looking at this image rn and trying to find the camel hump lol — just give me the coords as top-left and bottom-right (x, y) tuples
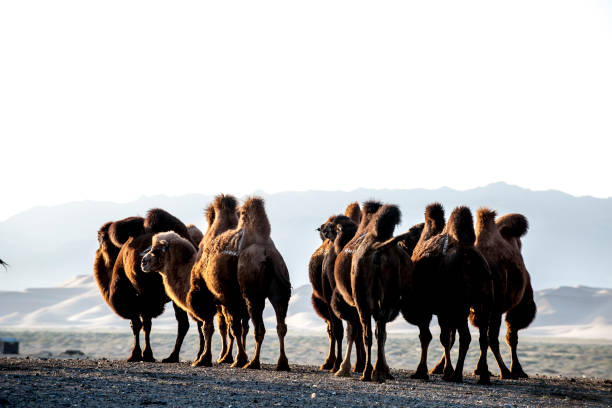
(399, 222), (425, 254)
(204, 203), (215, 227)
(373, 204), (401, 241)
(445, 206), (475, 246)
(362, 200), (383, 217)
(496, 213), (529, 239)
(144, 208), (191, 243)
(213, 194), (238, 212)
(109, 216), (145, 247)
(186, 224), (204, 247)
(425, 202), (445, 228)
(344, 202), (361, 225)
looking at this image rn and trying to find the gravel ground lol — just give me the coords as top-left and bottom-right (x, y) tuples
(1, 357), (610, 407)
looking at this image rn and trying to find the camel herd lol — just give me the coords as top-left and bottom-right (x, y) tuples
(93, 196), (536, 385)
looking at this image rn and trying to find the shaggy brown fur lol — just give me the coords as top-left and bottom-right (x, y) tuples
(404, 205), (493, 384)
(352, 204), (412, 382)
(185, 194), (246, 367)
(332, 200), (383, 378)
(473, 208), (536, 379)
(235, 197), (291, 370)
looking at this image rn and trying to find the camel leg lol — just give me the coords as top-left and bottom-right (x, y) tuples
(330, 312), (344, 373)
(193, 316), (214, 367)
(431, 328), (455, 375)
(353, 323), (366, 373)
(141, 317), (155, 362)
(241, 316), (249, 350)
(335, 322), (355, 377)
(359, 313), (374, 382)
(192, 320), (204, 364)
(484, 313), (511, 379)
(228, 311), (249, 368)
(475, 323), (492, 385)
(506, 327), (528, 378)
(244, 298), (265, 370)
(163, 303), (189, 363)
(127, 318), (143, 362)
(372, 320), (393, 382)
(439, 324), (454, 381)
(216, 311), (234, 364)
(411, 323), (432, 379)
(269, 294), (290, 371)
(449, 321), (471, 383)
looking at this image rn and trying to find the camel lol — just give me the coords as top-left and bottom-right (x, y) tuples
(186, 194), (251, 367)
(351, 204), (410, 382)
(309, 202), (360, 371)
(93, 209), (194, 363)
(332, 200), (383, 378)
(405, 205), (494, 384)
(236, 197), (292, 370)
(187, 224), (204, 248)
(472, 209), (536, 379)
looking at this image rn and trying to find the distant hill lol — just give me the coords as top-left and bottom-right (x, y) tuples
(1, 182), (611, 291)
(1, 275), (610, 340)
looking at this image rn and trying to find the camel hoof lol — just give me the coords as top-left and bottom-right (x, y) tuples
(429, 364), (444, 375)
(330, 360), (341, 373)
(512, 370), (529, 379)
(353, 363), (365, 373)
(275, 356), (290, 372)
(334, 366), (351, 378)
(126, 352), (142, 362)
(244, 360), (261, 370)
(442, 370), (455, 382)
(473, 368), (494, 377)
(192, 356), (212, 367)
(478, 375), (492, 385)
(372, 371), (387, 383)
(320, 359), (335, 371)
(141, 354), (156, 363)
(162, 354), (179, 363)
(231, 356), (249, 368)
(499, 369), (513, 380)
(448, 372), (463, 383)
(217, 354), (234, 365)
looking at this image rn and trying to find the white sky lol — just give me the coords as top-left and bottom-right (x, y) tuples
(1, 0), (611, 221)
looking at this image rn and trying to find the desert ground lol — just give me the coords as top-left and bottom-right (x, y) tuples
(1, 356), (610, 407)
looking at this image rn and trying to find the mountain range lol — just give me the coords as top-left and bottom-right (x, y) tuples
(1, 182), (611, 291)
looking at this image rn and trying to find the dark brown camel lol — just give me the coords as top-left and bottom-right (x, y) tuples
(93, 209), (194, 363)
(351, 204), (410, 382)
(309, 202), (360, 371)
(187, 224), (204, 248)
(235, 197), (292, 370)
(472, 209), (536, 379)
(405, 205), (494, 384)
(332, 200), (383, 377)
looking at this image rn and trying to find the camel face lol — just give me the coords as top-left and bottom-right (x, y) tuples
(140, 241), (168, 274)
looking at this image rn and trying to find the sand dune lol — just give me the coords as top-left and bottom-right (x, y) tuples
(1, 275), (611, 340)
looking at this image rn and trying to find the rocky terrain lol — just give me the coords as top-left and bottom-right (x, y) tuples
(1, 357), (610, 407)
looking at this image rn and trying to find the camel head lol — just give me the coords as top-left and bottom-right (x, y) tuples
(141, 231), (196, 276)
(238, 196), (271, 237)
(317, 215), (339, 241)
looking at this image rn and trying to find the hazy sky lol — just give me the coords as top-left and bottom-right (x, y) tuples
(1, 0), (610, 221)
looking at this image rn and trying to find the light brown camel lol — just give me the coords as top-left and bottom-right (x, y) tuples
(406, 206), (494, 384)
(236, 197), (291, 370)
(309, 202), (361, 371)
(473, 209), (536, 379)
(141, 230), (217, 366)
(351, 204), (409, 382)
(332, 200), (383, 377)
(187, 194), (251, 367)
